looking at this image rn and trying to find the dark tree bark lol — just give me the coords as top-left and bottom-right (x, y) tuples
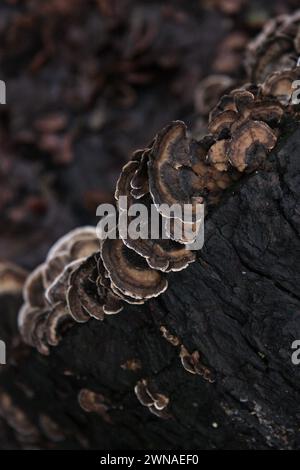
(1, 121), (300, 450)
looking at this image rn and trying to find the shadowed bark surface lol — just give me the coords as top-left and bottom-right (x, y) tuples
(0, 121), (300, 450)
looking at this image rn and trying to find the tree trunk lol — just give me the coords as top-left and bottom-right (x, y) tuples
(1, 121), (300, 450)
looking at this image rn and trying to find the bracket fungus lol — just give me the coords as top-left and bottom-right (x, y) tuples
(0, 262), (28, 295)
(17, 9), (300, 356)
(160, 326), (181, 347)
(67, 254), (123, 319)
(101, 238), (168, 300)
(261, 69), (300, 106)
(246, 11), (300, 83)
(78, 389), (112, 424)
(195, 74), (236, 117)
(116, 162), (197, 271)
(17, 108), (293, 354)
(180, 346), (215, 384)
(121, 358), (142, 371)
(18, 227), (102, 354)
(147, 121), (204, 220)
(205, 84), (292, 176)
(228, 120), (277, 172)
(134, 379), (170, 419)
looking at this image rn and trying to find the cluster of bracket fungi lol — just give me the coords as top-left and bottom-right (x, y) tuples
(19, 11), (300, 354)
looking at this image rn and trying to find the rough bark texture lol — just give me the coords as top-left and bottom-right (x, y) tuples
(1, 120), (300, 450)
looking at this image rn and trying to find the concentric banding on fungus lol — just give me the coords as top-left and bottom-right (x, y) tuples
(67, 254), (123, 320)
(116, 163), (197, 272)
(242, 99), (284, 126)
(109, 281), (145, 305)
(46, 226), (97, 261)
(134, 379), (170, 419)
(232, 90), (255, 113)
(101, 238), (168, 300)
(66, 285), (91, 323)
(208, 109), (238, 135)
(115, 160), (139, 201)
(147, 121), (203, 222)
(42, 253), (69, 289)
(164, 216), (202, 246)
(228, 120), (277, 172)
(209, 87), (284, 134)
(130, 149), (150, 199)
(247, 36), (293, 83)
(261, 69), (300, 105)
(209, 94), (237, 121)
(69, 238), (100, 260)
(45, 302), (72, 346)
(115, 150), (150, 202)
(195, 74), (236, 116)
(45, 258), (84, 306)
(144, 238), (196, 272)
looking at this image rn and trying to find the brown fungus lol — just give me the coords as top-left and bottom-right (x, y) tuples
(19, 9), (300, 356)
(164, 216), (203, 246)
(243, 100), (284, 127)
(115, 160), (140, 202)
(18, 99), (285, 355)
(246, 12), (300, 83)
(228, 120), (277, 172)
(46, 226), (97, 261)
(109, 281), (145, 306)
(44, 302), (73, 347)
(101, 238), (168, 301)
(195, 74), (236, 117)
(18, 263), (51, 355)
(78, 389), (112, 424)
(209, 85), (284, 134)
(120, 205), (197, 271)
(18, 304), (50, 355)
(208, 109), (238, 136)
(23, 264), (46, 309)
(262, 69), (300, 106)
(121, 358), (142, 371)
(207, 139), (229, 172)
(180, 346), (215, 383)
(209, 93), (237, 121)
(160, 326), (181, 347)
(147, 121), (203, 221)
(67, 254), (123, 321)
(0, 262), (28, 295)
(116, 163), (196, 271)
(115, 148), (151, 201)
(18, 227), (102, 354)
(130, 149), (150, 199)
(189, 153), (235, 206)
(134, 379), (170, 419)
(45, 259), (83, 306)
